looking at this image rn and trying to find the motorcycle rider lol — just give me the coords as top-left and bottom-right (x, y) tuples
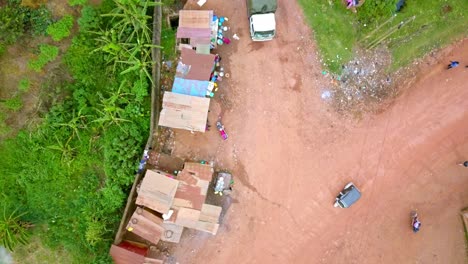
(412, 216), (421, 233)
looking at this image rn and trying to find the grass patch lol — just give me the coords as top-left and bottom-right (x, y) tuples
(28, 44), (59, 72)
(47, 15), (74, 41)
(3, 95), (23, 111)
(12, 230), (73, 264)
(298, 0), (468, 72)
(0, 111), (11, 136)
(18, 78), (31, 92)
(385, 0), (468, 70)
(161, 20), (176, 60)
(297, 0), (356, 73)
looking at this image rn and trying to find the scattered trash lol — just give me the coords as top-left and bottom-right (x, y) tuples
(233, 34), (240, 40)
(197, 0), (207, 7)
(321, 90), (332, 99)
(328, 47), (395, 113)
(162, 210), (174, 220)
(163, 61), (173, 68)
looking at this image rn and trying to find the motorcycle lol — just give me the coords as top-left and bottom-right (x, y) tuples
(411, 211), (421, 233)
(216, 121), (228, 140)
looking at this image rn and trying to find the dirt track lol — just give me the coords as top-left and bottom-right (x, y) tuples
(169, 1), (468, 263)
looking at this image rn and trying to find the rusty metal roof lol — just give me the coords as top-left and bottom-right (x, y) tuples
(136, 170), (179, 214)
(158, 92), (211, 132)
(172, 162), (213, 210)
(177, 48), (215, 81)
(126, 207), (164, 245)
(176, 10), (212, 39)
(110, 244), (145, 264)
(110, 242), (163, 264)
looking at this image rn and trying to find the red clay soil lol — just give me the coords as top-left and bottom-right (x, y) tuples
(168, 1), (468, 263)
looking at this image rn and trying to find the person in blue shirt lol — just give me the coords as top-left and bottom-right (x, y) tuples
(447, 61), (459, 69)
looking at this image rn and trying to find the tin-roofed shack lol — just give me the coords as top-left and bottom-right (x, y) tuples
(158, 92), (210, 132)
(176, 10), (215, 52)
(177, 48), (216, 81)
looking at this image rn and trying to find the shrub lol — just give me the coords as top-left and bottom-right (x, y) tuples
(28, 44), (59, 72)
(18, 78), (31, 92)
(25, 5), (53, 36)
(78, 5), (101, 32)
(47, 15), (74, 41)
(0, 5), (25, 45)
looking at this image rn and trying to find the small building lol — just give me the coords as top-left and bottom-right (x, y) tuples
(167, 162), (221, 235)
(176, 10), (216, 53)
(176, 48), (215, 81)
(158, 92), (210, 132)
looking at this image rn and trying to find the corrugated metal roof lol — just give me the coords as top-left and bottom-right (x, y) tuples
(176, 27), (211, 39)
(110, 242), (163, 264)
(172, 162), (213, 210)
(172, 77), (209, 98)
(136, 170), (179, 214)
(178, 10), (212, 29)
(126, 207), (164, 245)
(182, 162), (214, 181)
(158, 92), (210, 132)
(177, 48), (215, 81)
(161, 222), (184, 243)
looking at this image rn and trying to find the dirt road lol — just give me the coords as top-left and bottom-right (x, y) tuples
(169, 1), (468, 263)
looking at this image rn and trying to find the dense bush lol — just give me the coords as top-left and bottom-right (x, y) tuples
(1, 1), (152, 262)
(47, 15), (74, 41)
(0, 2), (53, 45)
(0, 5), (26, 45)
(28, 44), (59, 72)
(357, 0), (399, 27)
(25, 5), (53, 36)
(78, 5), (101, 32)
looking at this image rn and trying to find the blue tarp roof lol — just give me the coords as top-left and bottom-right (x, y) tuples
(172, 77), (209, 98)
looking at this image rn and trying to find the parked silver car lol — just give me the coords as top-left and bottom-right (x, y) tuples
(334, 182), (361, 208)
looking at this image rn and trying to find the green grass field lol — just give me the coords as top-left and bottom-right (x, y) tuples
(297, 0), (356, 73)
(298, 0), (468, 73)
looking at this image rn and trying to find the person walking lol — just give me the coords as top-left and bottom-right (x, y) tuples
(458, 161), (468, 167)
(447, 61), (459, 69)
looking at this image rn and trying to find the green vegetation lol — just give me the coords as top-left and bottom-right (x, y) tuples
(69, 0), (88, 6)
(27, 5), (53, 36)
(0, 1), (52, 47)
(297, 0), (356, 72)
(298, 0), (468, 72)
(12, 233), (72, 264)
(0, 0), (156, 262)
(18, 78), (31, 92)
(47, 15), (74, 41)
(28, 44), (59, 72)
(0, 207), (32, 251)
(3, 96), (23, 112)
(161, 18), (176, 60)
